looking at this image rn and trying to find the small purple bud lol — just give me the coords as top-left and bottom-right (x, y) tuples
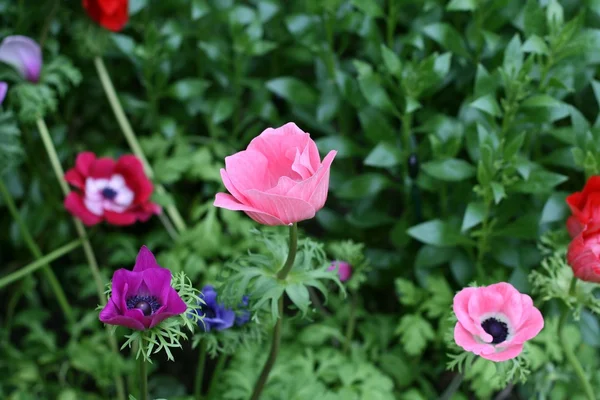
(0, 82), (7, 105)
(328, 261), (352, 282)
(0, 36), (42, 83)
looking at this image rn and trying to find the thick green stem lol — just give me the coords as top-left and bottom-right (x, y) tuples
(276, 223), (298, 280)
(206, 355), (227, 399)
(343, 291), (357, 354)
(139, 353), (149, 400)
(251, 223), (299, 400)
(36, 118), (126, 400)
(0, 179), (74, 323)
(0, 238), (82, 289)
(93, 56), (187, 235)
(559, 278), (595, 400)
(194, 341), (207, 399)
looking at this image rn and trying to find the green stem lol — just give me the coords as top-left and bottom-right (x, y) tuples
(276, 223), (298, 280)
(251, 223), (299, 400)
(0, 179), (74, 323)
(139, 353), (149, 400)
(194, 341), (207, 399)
(93, 56), (188, 235)
(343, 291), (357, 354)
(0, 238), (82, 289)
(475, 198), (492, 282)
(36, 117), (127, 400)
(559, 278), (595, 400)
(206, 355), (227, 399)
(386, 0), (397, 48)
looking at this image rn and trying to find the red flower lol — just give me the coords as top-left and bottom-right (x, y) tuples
(82, 0), (128, 32)
(567, 231), (600, 283)
(64, 152), (160, 226)
(566, 176), (600, 237)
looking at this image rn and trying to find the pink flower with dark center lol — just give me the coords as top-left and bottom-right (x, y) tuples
(64, 152), (160, 226)
(99, 246), (187, 330)
(214, 122), (336, 226)
(0, 36), (42, 83)
(453, 282), (544, 362)
(328, 261), (352, 282)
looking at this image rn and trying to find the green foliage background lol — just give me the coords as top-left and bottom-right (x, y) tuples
(2, 0), (600, 399)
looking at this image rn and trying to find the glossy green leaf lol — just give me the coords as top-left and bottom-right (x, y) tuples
(421, 158), (476, 181)
(266, 77), (318, 106)
(336, 173), (392, 199)
(422, 23), (470, 58)
(446, 0), (477, 11)
(350, 0), (384, 17)
(461, 202), (485, 232)
(470, 94), (501, 117)
(364, 142), (402, 168)
(407, 219), (466, 247)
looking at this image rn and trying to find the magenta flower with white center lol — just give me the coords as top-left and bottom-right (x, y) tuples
(0, 35), (42, 83)
(99, 246), (187, 331)
(0, 82), (7, 105)
(453, 282), (544, 362)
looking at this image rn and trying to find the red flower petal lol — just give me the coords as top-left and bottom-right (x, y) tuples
(115, 154), (153, 204)
(89, 157), (117, 178)
(82, 0), (128, 32)
(64, 192), (103, 226)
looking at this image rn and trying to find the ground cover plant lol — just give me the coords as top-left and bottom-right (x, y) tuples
(2, 0), (600, 399)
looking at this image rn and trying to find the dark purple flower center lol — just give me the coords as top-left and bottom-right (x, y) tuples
(481, 318), (508, 344)
(101, 187), (118, 200)
(200, 304), (217, 319)
(126, 295), (161, 316)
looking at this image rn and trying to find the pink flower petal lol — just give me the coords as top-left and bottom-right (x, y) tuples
(453, 287), (484, 336)
(510, 304), (544, 344)
(220, 168), (250, 204)
(214, 192), (285, 225)
(225, 149), (271, 192)
(133, 246), (160, 272)
(99, 299), (146, 331)
(64, 192), (103, 226)
(244, 189), (316, 225)
(454, 323), (495, 355)
(480, 343), (524, 362)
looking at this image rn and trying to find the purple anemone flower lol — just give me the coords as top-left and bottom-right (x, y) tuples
(328, 260), (352, 282)
(0, 36), (42, 83)
(99, 246), (187, 331)
(198, 285), (250, 332)
(0, 82), (7, 105)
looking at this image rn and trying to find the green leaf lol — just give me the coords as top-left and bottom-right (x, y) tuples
(364, 142), (402, 168)
(211, 97), (235, 125)
(350, 0), (384, 18)
(395, 278), (424, 306)
(397, 314), (435, 356)
(512, 169), (568, 194)
(337, 173), (391, 199)
(0, 112), (23, 176)
(446, 0), (477, 11)
(421, 158), (476, 181)
(503, 34), (523, 76)
(470, 94), (501, 117)
(415, 245), (456, 269)
(380, 44), (402, 77)
(407, 219), (466, 247)
(490, 182), (506, 204)
(315, 136), (360, 159)
(461, 202), (485, 232)
(422, 23), (470, 59)
(474, 64), (496, 97)
(266, 77), (317, 106)
(521, 94), (562, 108)
(522, 35), (549, 55)
(540, 192), (569, 224)
(357, 73), (397, 114)
(285, 283), (310, 316)
(169, 79), (211, 101)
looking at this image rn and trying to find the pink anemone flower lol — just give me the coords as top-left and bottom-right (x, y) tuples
(453, 282), (544, 362)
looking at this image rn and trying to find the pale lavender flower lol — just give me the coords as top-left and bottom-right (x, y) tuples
(0, 36), (42, 83)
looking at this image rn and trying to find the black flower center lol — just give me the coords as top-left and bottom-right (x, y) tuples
(126, 295), (161, 316)
(200, 304), (216, 319)
(101, 187), (118, 200)
(481, 318), (509, 344)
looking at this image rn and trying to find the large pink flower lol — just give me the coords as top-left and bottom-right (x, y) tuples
(214, 122), (336, 225)
(567, 231), (600, 283)
(64, 152), (161, 226)
(453, 282), (544, 362)
(99, 246), (187, 330)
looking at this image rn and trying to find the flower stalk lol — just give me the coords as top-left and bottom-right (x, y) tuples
(194, 341), (207, 399)
(139, 350), (149, 400)
(0, 179), (74, 323)
(93, 56), (188, 236)
(250, 223), (298, 400)
(36, 117), (126, 400)
(559, 277), (595, 400)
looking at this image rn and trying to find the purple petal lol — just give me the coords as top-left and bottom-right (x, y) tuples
(149, 288), (187, 328)
(111, 269), (143, 309)
(100, 299), (146, 330)
(0, 82), (7, 105)
(139, 267), (172, 303)
(0, 36), (42, 83)
(133, 246), (161, 272)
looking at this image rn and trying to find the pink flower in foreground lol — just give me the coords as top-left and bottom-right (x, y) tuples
(64, 152), (161, 226)
(567, 232), (600, 283)
(0, 35), (42, 83)
(453, 282), (543, 362)
(214, 122), (337, 225)
(99, 246), (187, 330)
(328, 261), (352, 282)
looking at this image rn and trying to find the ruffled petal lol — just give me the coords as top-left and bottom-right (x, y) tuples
(454, 323), (495, 355)
(244, 189), (316, 225)
(224, 149), (271, 192)
(64, 168), (85, 189)
(115, 155), (153, 204)
(480, 344), (524, 362)
(99, 299), (146, 331)
(510, 304), (544, 344)
(64, 192), (103, 226)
